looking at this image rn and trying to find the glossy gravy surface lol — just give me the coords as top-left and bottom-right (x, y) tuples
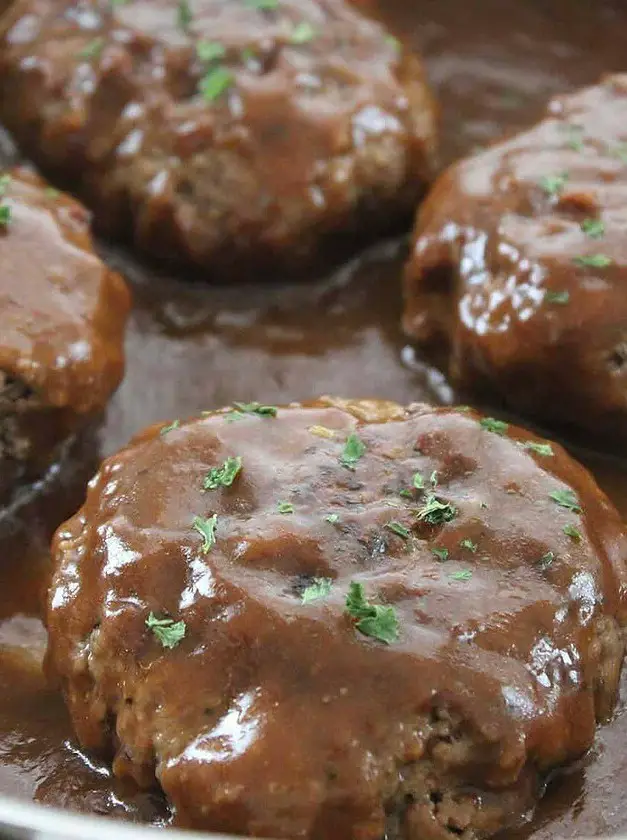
(2, 0), (627, 836)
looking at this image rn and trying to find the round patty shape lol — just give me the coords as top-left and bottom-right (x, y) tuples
(0, 0), (437, 278)
(46, 398), (627, 840)
(0, 166), (130, 471)
(404, 74), (627, 441)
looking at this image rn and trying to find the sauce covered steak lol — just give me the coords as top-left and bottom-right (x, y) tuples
(46, 398), (627, 840)
(404, 75), (627, 442)
(0, 0), (436, 278)
(0, 166), (129, 491)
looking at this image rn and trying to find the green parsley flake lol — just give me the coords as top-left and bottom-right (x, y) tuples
(545, 290), (570, 305)
(432, 547), (449, 561)
(229, 401), (278, 419)
(177, 0), (192, 31)
(399, 489), (413, 499)
(416, 494), (457, 525)
(45, 187), (60, 199)
(193, 514), (218, 553)
(301, 578), (332, 604)
(146, 613), (186, 649)
(325, 513), (339, 524)
(199, 66), (233, 101)
(290, 21), (316, 44)
(450, 570), (472, 582)
(340, 432), (366, 470)
(385, 34), (401, 52)
(612, 143), (627, 164)
(245, 0), (279, 8)
(550, 489), (581, 513)
(539, 172), (568, 197)
(539, 551), (555, 570)
(573, 254), (613, 268)
(277, 500), (294, 514)
(563, 124), (584, 152)
(345, 582), (399, 645)
(79, 37), (104, 59)
(413, 472), (425, 490)
(0, 175), (11, 228)
(523, 441), (554, 456)
(203, 455), (242, 490)
(581, 218), (605, 239)
(197, 40), (226, 62)
(460, 538), (477, 552)
(563, 524), (582, 543)
(386, 521), (410, 540)
(480, 417), (509, 435)
(160, 419), (180, 435)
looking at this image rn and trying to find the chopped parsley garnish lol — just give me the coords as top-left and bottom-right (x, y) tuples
(539, 172), (568, 197)
(290, 21), (316, 43)
(277, 501), (294, 514)
(550, 489), (581, 513)
(340, 432), (366, 470)
(301, 578), (332, 604)
(309, 425), (336, 439)
(416, 494), (457, 525)
(581, 218), (605, 239)
(199, 66), (233, 101)
(45, 187), (60, 199)
(177, 0), (192, 31)
(197, 40), (227, 62)
(0, 175), (11, 228)
(545, 290), (570, 305)
(385, 34), (401, 52)
(455, 405), (472, 413)
(399, 489), (413, 499)
(563, 124), (584, 152)
(432, 547), (449, 561)
(459, 538), (477, 552)
(245, 0), (279, 8)
(573, 254), (612, 268)
(203, 455), (242, 490)
(480, 417), (509, 435)
(229, 401), (278, 419)
(413, 472), (425, 490)
(563, 524), (582, 543)
(386, 521), (410, 540)
(193, 514), (218, 553)
(325, 513), (339, 524)
(160, 419), (180, 435)
(539, 551), (555, 570)
(522, 441), (554, 456)
(345, 582), (399, 645)
(79, 37), (104, 59)
(450, 570), (472, 582)
(612, 143), (627, 164)
(146, 613), (186, 649)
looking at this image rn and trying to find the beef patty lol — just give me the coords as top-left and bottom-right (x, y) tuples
(0, 0), (437, 278)
(403, 75), (627, 442)
(45, 397), (627, 840)
(0, 166), (130, 488)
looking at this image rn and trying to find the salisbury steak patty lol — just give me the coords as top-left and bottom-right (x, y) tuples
(0, 0), (436, 277)
(0, 166), (129, 482)
(46, 398), (627, 839)
(404, 75), (627, 440)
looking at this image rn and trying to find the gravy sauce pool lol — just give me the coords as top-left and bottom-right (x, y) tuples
(1, 0), (627, 835)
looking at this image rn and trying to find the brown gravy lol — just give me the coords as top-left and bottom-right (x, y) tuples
(2, 0), (627, 835)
